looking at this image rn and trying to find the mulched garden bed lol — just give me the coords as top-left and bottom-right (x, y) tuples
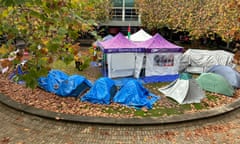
(1, 74), (240, 119)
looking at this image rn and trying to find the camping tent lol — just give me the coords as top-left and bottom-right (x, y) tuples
(81, 77), (117, 104)
(159, 74), (205, 104)
(207, 65), (240, 88)
(180, 49), (234, 73)
(136, 33), (183, 83)
(102, 34), (114, 41)
(196, 73), (234, 96)
(113, 79), (160, 109)
(126, 29), (152, 42)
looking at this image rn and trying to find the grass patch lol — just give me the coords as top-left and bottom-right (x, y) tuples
(135, 107), (184, 117)
(144, 82), (170, 95)
(145, 82), (170, 89)
(51, 60), (79, 74)
(102, 101), (208, 117)
(192, 103), (205, 110)
(103, 106), (134, 115)
(51, 59), (93, 76)
(206, 93), (219, 101)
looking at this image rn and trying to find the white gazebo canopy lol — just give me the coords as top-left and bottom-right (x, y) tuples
(126, 29), (152, 42)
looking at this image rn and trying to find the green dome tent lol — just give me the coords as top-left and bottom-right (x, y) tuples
(196, 73), (234, 96)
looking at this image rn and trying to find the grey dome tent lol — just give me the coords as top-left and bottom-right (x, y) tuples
(158, 73), (205, 104)
(207, 65), (240, 88)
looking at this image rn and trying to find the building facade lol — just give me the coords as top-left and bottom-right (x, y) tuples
(100, 0), (141, 36)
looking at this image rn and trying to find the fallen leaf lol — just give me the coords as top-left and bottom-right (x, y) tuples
(1, 137), (10, 143)
(55, 117), (60, 120)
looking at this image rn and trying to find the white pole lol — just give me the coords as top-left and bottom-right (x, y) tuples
(122, 0), (125, 21)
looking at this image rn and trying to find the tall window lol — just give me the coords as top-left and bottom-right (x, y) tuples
(111, 0), (138, 21)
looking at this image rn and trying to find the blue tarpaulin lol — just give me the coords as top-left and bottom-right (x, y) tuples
(113, 79), (160, 109)
(81, 77), (117, 104)
(113, 77), (143, 87)
(141, 74), (179, 84)
(38, 70), (92, 97)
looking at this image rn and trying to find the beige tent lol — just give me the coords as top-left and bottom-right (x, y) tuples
(159, 78), (205, 104)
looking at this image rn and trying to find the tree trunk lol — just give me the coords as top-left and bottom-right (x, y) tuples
(226, 41), (230, 50)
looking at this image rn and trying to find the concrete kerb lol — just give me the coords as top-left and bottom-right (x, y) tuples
(1, 93), (240, 125)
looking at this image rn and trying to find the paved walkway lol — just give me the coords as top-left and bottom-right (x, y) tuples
(1, 96), (240, 144)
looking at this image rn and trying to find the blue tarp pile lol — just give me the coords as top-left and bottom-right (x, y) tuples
(113, 79), (160, 109)
(38, 70), (92, 97)
(113, 77), (141, 87)
(81, 77), (117, 104)
(81, 78), (160, 109)
(38, 70), (160, 109)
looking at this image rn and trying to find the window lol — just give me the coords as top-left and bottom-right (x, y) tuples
(112, 0), (123, 7)
(125, 8), (138, 21)
(125, 0), (134, 7)
(110, 0), (138, 21)
(111, 8), (123, 20)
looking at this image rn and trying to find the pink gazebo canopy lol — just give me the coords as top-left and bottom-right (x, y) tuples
(137, 33), (183, 52)
(99, 33), (144, 53)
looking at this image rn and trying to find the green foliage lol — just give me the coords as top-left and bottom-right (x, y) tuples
(0, 0), (111, 89)
(51, 60), (77, 75)
(60, 53), (74, 65)
(20, 66), (49, 89)
(80, 56), (91, 70)
(0, 0), (30, 6)
(136, 0), (240, 42)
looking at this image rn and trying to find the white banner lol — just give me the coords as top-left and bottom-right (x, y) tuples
(145, 53), (182, 76)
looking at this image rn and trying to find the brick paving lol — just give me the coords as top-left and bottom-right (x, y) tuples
(1, 102), (240, 144)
